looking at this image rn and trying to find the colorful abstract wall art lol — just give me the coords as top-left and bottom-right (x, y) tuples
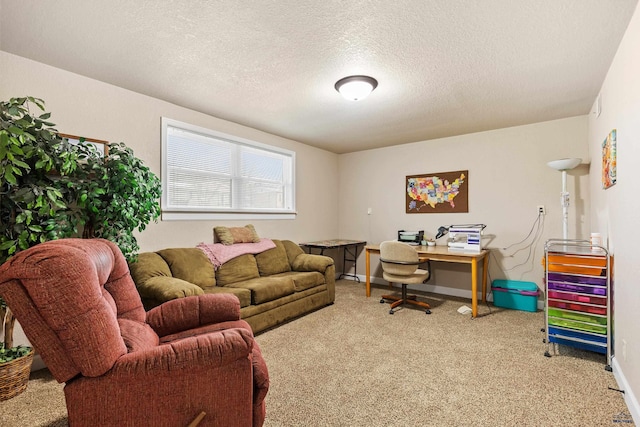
(602, 129), (617, 189)
(406, 170), (469, 213)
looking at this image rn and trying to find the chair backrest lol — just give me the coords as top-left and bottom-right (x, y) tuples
(379, 240), (420, 276)
(0, 238), (147, 382)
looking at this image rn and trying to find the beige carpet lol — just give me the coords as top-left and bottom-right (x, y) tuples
(0, 280), (633, 426)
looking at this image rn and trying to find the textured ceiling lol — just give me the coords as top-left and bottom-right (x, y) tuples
(1, 1), (637, 154)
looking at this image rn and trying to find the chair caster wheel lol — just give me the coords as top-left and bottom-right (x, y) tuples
(425, 310), (431, 314)
(389, 310), (394, 315)
(380, 299), (385, 304)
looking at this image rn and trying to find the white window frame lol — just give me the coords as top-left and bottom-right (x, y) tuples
(161, 117), (296, 220)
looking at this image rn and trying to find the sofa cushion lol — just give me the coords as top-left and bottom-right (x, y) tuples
(276, 271), (325, 292)
(255, 240), (291, 276)
(157, 248), (216, 288)
(281, 240), (305, 265)
(216, 254), (260, 286)
(203, 287), (252, 308)
(214, 224), (260, 245)
(228, 277), (295, 304)
(129, 252), (172, 287)
(118, 318), (159, 353)
(140, 276), (204, 301)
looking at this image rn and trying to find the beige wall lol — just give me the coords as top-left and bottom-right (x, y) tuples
(338, 117), (590, 298)
(588, 2), (640, 420)
(0, 52), (340, 249)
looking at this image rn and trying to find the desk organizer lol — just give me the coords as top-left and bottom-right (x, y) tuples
(543, 239), (611, 370)
(491, 279), (539, 312)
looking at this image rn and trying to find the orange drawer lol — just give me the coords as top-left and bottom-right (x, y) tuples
(547, 264), (605, 275)
(547, 254), (607, 267)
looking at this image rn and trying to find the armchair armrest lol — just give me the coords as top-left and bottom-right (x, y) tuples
(291, 253), (334, 273)
(146, 293), (241, 337)
(111, 327), (253, 374)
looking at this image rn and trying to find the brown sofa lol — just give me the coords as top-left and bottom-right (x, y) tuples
(130, 239), (335, 334)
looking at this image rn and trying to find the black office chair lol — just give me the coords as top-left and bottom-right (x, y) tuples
(379, 241), (431, 314)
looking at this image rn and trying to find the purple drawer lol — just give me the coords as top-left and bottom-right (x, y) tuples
(547, 281), (607, 296)
(547, 272), (606, 286)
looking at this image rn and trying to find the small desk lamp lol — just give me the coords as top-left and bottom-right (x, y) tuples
(547, 158), (581, 240)
(435, 226), (449, 239)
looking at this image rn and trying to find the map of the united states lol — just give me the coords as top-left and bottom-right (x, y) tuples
(407, 172), (466, 210)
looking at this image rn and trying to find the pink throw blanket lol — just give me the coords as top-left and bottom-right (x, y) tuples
(197, 238), (276, 269)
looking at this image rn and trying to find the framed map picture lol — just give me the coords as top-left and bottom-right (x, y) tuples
(602, 129), (616, 189)
(59, 133), (109, 157)
(406, 170), (469, 213)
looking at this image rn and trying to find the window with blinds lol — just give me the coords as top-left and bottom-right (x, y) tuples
(161, 118), (295, 220)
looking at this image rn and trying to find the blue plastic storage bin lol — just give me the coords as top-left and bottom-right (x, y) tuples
(491, 280), (539, 312)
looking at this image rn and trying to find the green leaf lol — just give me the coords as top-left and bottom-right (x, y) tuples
(0, 240), (16, 250)
(4, 169), (16, 184)
(7, 126), (24, 135)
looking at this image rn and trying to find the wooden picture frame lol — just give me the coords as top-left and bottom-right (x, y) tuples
(59, 133), (109, 157)
(406, 170), (469, 213)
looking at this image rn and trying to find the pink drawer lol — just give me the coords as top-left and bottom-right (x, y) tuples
(548, 290), (606, 306)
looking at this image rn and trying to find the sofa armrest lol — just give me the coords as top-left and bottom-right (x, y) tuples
(291, 253), (334, 273)
(137, 276), (204, 302)
(146, 293), (241, 337)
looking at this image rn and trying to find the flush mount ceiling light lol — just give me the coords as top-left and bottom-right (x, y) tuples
(334, 75), (378, 101)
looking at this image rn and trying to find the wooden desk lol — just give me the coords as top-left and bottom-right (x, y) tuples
(365, 244), (489, 318)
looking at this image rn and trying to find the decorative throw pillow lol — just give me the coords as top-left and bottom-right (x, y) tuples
(214, 224), (260, 245)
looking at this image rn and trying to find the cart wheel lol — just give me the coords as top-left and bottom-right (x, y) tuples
(380, 299), (385, 304)
(544, 351), (551, 358)
(389, 309), (394, 315)
(425, 310), (431, 314)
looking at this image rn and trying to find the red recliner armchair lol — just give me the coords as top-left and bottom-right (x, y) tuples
(0, 238), (269, 426)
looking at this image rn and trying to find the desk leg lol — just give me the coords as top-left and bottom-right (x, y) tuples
(471, 258), (478, 318)
(365, 249), (371, 297)
(482, 253), (489, 303)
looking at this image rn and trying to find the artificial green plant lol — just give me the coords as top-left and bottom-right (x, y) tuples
(0, 96), (161, 362)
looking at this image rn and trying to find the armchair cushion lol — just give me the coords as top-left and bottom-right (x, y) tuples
(118, 318), (159, 352)
(146, 293), (241, 337)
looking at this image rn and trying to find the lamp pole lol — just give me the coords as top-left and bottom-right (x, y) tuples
(560, 169), (569, 240)
(547, 158), (581, 241)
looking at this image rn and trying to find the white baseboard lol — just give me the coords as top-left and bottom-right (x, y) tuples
(343, 274), (546, 310)
(612, 356), (640, 424)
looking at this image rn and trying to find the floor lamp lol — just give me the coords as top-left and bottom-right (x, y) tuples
(547, 158), (582, 240)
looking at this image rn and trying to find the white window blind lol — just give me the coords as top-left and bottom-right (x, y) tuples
(161, 118), (295, 219)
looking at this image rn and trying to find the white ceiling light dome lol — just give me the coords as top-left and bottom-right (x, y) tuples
(335, 75), (378, 101)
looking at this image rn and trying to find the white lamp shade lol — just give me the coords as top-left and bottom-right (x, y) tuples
(547, 158), (582, 171)
(335, 75), (378, 101)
